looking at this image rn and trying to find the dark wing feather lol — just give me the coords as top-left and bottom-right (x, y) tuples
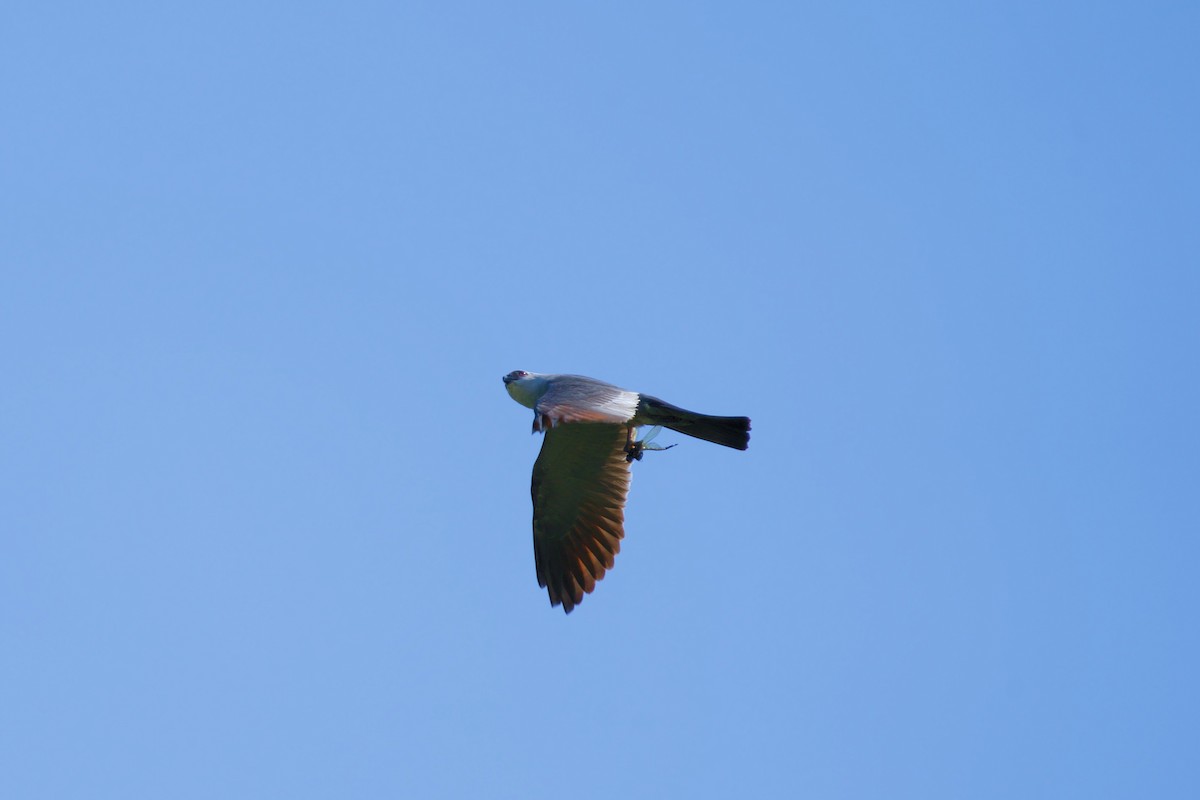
(531, 422), (633, 613)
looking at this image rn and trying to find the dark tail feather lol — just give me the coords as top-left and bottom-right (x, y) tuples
(636, 395), (751, 451)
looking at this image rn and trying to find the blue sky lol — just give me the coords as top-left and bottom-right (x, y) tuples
(2, 3), (1197, 798)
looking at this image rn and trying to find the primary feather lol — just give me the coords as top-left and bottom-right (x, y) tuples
(530, 422), (631, 613)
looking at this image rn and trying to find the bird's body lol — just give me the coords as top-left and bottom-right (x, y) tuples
(503, 371), (750, 613)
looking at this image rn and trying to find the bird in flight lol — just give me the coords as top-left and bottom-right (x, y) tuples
(503, 371), (750, 613)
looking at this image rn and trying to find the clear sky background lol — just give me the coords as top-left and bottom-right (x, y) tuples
(3, 3), (1197, 798)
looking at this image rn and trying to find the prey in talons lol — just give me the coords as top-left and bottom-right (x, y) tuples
(625, 425), (676, 462)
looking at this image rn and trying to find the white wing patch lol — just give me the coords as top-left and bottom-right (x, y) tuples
(533, 374), (639, 430)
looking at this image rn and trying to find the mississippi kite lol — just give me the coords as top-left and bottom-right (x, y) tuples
(503, 371), (750, 613)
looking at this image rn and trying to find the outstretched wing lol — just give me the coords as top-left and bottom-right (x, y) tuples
(531, 422), (633, 613)
(533, 375), (640, 430)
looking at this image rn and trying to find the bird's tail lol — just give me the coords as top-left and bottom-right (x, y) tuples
(635, 395), (751, 450)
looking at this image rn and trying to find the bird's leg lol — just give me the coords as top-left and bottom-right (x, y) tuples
(625, 426), (678, 462)
(624, 425), (642, 462)
(626, 425), (676, 462)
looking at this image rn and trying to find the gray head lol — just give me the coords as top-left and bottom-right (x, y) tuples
(503, 370), (549, 409)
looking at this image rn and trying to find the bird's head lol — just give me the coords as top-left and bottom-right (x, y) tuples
(503, 370), (548, 409)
